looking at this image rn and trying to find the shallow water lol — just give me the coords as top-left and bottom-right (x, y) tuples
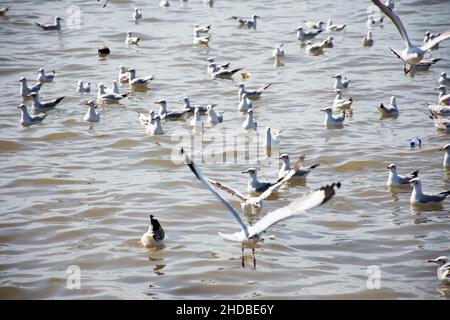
(0, 0), (449, 299)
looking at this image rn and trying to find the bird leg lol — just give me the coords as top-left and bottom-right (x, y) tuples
(241, 245), (245, 268)
(252, 248), (256, 269)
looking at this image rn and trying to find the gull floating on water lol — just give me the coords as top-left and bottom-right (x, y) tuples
(326, 20), (346, 32)
(362, 31), (374, 47)
(179, 97), (208, 115)
(140, 215), (165, 247)
(133, 8), (142, 22)
(333, 74), (350, 90)
(145, 116), (164, 135)
(30, 92), (64, 114)
(428, 256), (450, 285)
(128, 68), (154, 87)
(333, 89), (353, 110)
(210, 64), (242, 79)
(378, 96), (399, 117)
(321, 107), (346, 127)
(193, 29), (210, 46)
(76, 81), (91, 93)
(296, 27), (322, 41)
(35, 17), (62, 30)
(440, 144), (450, 168)
(302, 20), (324, 30)
(272, 43), (285, 58)
(386, 163), (418, 187)
(232, 14), (260, 29)
(181, 148), (340, 268)
(17, 104), (47, 127)
(278, 154), (320, 180)
(305, 40), (326, 55)
(193, 23), (211, 34)
(242, 109), (257, 131)
(238, 93), (253, 113)
(367, 15), (383, 29)
(155, 100), (188, 120)
(19, 77), (42, 97)
(242, 167), (284, 194)
(117, 65), (130, 83)
(321, 36), (334, 48)
(427, 111), (450, 131)
(206, 104), (223, 124)
(371, 0), (450, 74)
(409, 178), (450, 206)
(436, 86), (450, 105)
(84, 100), (100, 123)
(37, 68), (55, 83)
(439, 72), (450, 87)
(125, 32), (140, 45)
(97, 83), (129, 102)
(105, 80), (120, 95)
(206, 58), (230, 75)
(238, 83), (271, 101)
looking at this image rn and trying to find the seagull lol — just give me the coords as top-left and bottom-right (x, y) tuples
(386, 163), (418, 187)
(37, 68), (55, 83)
(438, 72), (450, 87)
(424, 31), (441, 50)
(207, 169), (297, 215)
(362, 31), (374, 47)
(296, 27), (322, 41)
(97, 83), (129, 102)
(140, 215), (165, 247)
(321, 107), (346, 127)
(160, 0), (170, 7)
(179, 97), (208, 115)
(332, 74), (350, 90)
(333, 90), (353, 110)
(19, 77), (42, 97)
(232, 14), (260, 29)
(427, 110), (450, 131)
(242, 109), (257, 131)
(193, 23), (211, 34)
(84, 100), (100, 123)
(409, 178), (450, 205)
(206, 104), (223, 124)
(133, 8), (142, 21)
(125, 31), (140, 45)
(305, 40), (326, 55)
(145, 116), (164, 135)
(439, 144), (450, 168)
(181, 148), (340, 268)
(428, 256), (450, 285)
(302, 20), (324, 30)
(76, 81), (91, 93)
(238, 83), (271, 100)
(326, 20), (346, 32)
(272, 43), (285, 58)
(0, 6), (10, 16)
(155, 100), (188, 120)
(427, 103), (450, 117)
(211, 65), (242, 79)
(371, 0), (450, 74)
(17, 104), (47, 127)
(242, 167), (284, 194)
(378, 96), (399, 117)
(206, 58), (231, 71)
(321, 36), (334, 48)
(35, 17), (62, 30)
(128, 68), (154, 86)
(29, 92), (64, 114)
(189, 107), (203, 128)
(105, 80), (120, 95)
(367, 15), (383, 29)
(436, 86), (450, 105)
(193, 29), (210, 46)
(278, 154), (320, 180)
(117, 65), (130, 83)
(139, 110), (155, 127)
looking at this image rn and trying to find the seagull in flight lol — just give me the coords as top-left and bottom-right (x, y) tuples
(181, 148), (340, 268)
(371, 0), (450, 74)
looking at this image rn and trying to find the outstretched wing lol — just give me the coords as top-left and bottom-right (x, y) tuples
(207, 178), (248, 202)
(258, 169), (296, 201)
(421, 32), (450, 52)
(371, 0), (411, 47)
(247, 183), (340, 238)
(181, 149), (249, 237)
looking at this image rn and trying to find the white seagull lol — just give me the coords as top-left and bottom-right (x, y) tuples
(133, 8), (142, 22)
(321, 107), (346, 127)
(439, 144), (450, 168)
(296, 27), (322, 41)
(436, 86), (450, 105)
(145, 116), (164, 135)
(97, 83), (129, 102)
(205, 58), (231, 75)
(140, 215), (165, 247)
(17, 104), (47, 127)
(427, 111), (450, 131)
(206, 104), (223, 124)
(242, 167), (283, 194)
(438, 72), (450, 87)
(232, 14), (260, 29)
(428, 256), (450, 285)
(238, 83), (271, 100)
(367, 15), (384, 29)
(35, 17), (62, 30)
(125, 31), (140, 45)
(30, 92), (64, 114)
(278, 154), (320, 180)
(19, 77), (42, 97)
(242, 109), (257, 131)
(332, 74), (350, 90)
(333, 90), (353, 110)
(193, 23), (211, 34)
(37, 68), (55, 83)
(362, 31), (374, 47)
(155, 100), (188, 120)
(117, 65), (130, 83)
(76, 81), (91, 93)
(386, 163), (418, 187)
(179, 97), (208, 115)
(378, 96), (399, 117)
(210, 64), (242, 79)
(326, 20), (346, 32)
(272, 43), (285, 58)
(193, 29), (210, 46)
(160, 0), (170, 7)
(409, 178), (450, 205)
(302, 20), (324, 30)
(84, 100), (100, 123)
(105, 80), (120, 95)
(371, 0), (450, 74)
(128, 68), (154, 87)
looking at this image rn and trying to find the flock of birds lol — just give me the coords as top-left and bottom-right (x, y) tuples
(4, 0), (450, 283)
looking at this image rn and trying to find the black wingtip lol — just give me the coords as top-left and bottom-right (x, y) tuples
(318, 182), (341, 205)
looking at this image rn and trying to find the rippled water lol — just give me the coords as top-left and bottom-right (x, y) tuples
(1, 0), (449, 299)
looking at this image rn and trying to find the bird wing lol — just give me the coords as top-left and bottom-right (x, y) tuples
(257, 169), (296, 201)
(247, 183), (340, 238)
(371, 0), (411, 47)
(420, 32), (450, 52)
(207, 178), (248, 202)
(181, 149), (250, 238)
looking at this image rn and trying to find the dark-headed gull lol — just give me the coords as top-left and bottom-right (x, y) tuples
(438, 72), (450, 87)
(125, 32), (140, 45)
(35, 17), (62, 31)
(242, 167), (283, 193)
(140, 215), (165, 247)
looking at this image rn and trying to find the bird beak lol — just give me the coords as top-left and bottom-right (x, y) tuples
(241, 170), (249, 174)
(428, 259), (437, 263)
(439, 147), (445, 151)
(280, 43), (284, 47)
